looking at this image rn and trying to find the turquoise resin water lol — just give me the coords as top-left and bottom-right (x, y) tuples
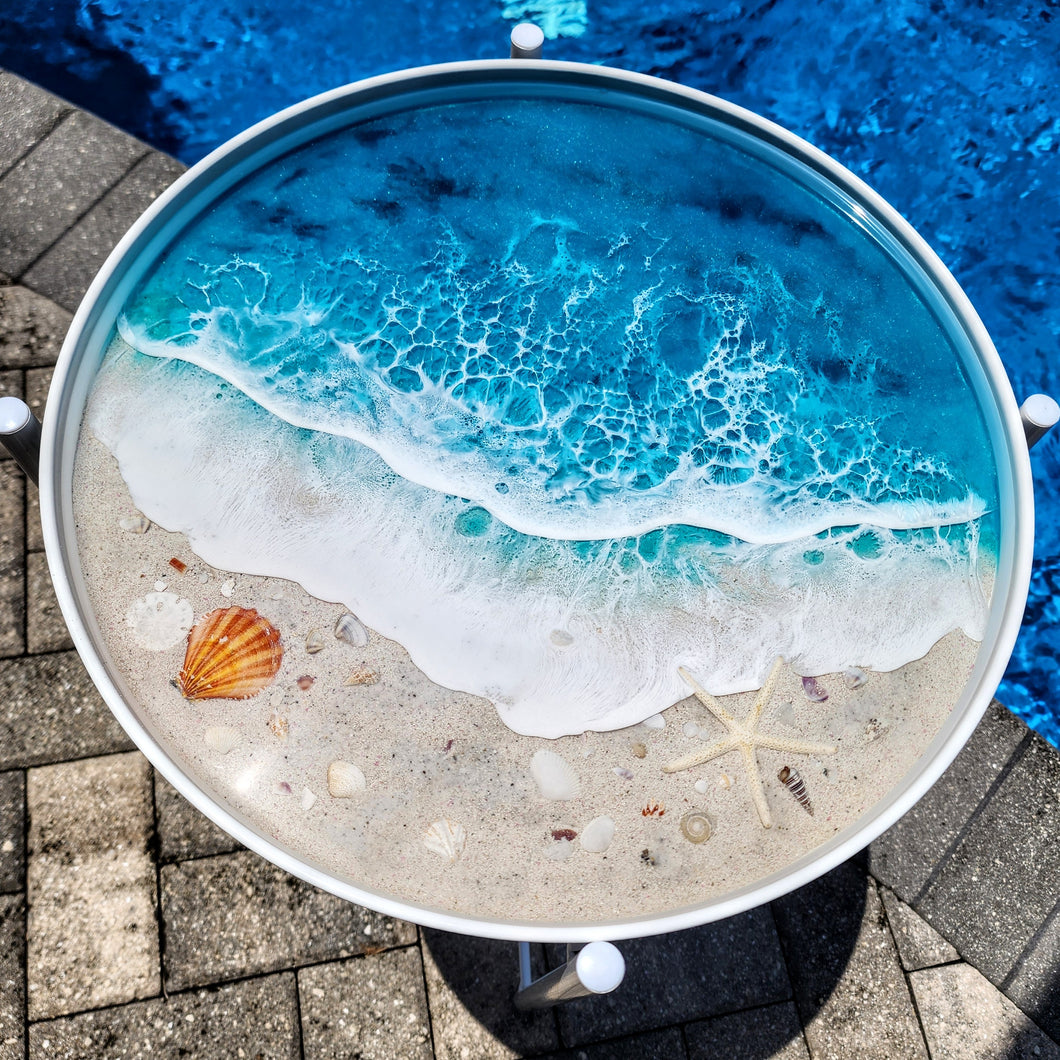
(89, 89), (1000, 736)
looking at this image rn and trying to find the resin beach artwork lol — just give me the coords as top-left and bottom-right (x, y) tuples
(74, 88), (1000, 921)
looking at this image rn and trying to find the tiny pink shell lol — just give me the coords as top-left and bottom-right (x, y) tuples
(802, 675), (829, 702)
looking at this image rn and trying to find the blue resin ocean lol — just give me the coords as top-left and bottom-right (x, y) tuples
(2, 0), (1056, 739)
(85, 88), (997, 737)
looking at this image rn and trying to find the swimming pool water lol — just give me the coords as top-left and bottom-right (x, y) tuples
(2, 0), (1058, 741)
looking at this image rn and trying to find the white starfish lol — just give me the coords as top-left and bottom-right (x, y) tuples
(663, 657), (837, 829)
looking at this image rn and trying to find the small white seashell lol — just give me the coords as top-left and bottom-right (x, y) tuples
(693, 778), (710, 795)
(612, 766), (634, 781)
(203, 726), (240, 754)
(327, 760), (366, 797)
(530, 749), (580, 801)
(545, 837), (576, 861)
(334, 612), (369, 647)
(682, 721), (699, 738)
(118, 513), (151, 534)
(844, 666), (869, 689)
(220, 578), (235, 598)
(424, 819), (466, 862)
(305, 629), (325, 654)
(1, 839), (12, 853)
(579, 816), (615, 853)
(198, 571), (210, 584)
(301, 787), (317, 811)
(154, 580), (167, 592)
(126, 591), (194, 651)
(267, 711), (288, 741)
(775, 700), (797, 728)
(641, 714), (666, 730)
(718, 773), (733, 790)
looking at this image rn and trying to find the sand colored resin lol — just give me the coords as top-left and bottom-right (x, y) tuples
(72, 428), (981, 926)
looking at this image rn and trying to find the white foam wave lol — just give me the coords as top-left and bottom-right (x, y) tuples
(87, 343), (992, 737)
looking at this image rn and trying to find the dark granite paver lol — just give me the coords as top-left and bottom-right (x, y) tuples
(868, 700), (1029, 904)
(28, 972), (301, 1059)
(879, 886), (959, 973)
(542, 1026), (688, 1059)
(686, 1000), (809, 1060)
(299, 947), (432, 1059)
(552, 910), (790, 1048)
(0, 284), (71, 369)
(26, 551), (73, 654)
(153, 770), (244, 863)
(421, 931), (559, 1060)
(0, 893), (25, 1060)
(0, 650), (134, 770)
(0, 770), (24, 893)
(1004, 902), (1060, 1043)
(773, 861), (927, 1059)
(0, 73), (69, 178)
(0, 461), (25, 658)
(23, 152), (186, 312)
(161, 848), (417, 990)
(0, 110), (146, 277)
(917, 729), (1060, 988)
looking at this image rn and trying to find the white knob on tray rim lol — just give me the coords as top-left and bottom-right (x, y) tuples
(1020, 393), (1059, 449)
(510, 22), (544, 59)
(574, 941), (626, 994)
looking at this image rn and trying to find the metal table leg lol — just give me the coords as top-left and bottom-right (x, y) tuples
(514, 940), (625, 1010)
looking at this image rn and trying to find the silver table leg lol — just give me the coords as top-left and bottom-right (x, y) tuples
(515, 941), (625, 1010)
(0, 397), (41, 484)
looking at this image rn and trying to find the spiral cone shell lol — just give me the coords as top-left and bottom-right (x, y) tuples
(178, 607), (283, 700)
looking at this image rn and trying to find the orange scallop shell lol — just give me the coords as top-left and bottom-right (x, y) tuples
(177, 607), (283, 701)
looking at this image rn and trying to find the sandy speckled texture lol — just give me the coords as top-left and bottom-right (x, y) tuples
(72, 429), (981, 929)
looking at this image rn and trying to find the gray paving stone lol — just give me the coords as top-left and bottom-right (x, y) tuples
(27, 752), (159, 1019)
(541, 1027), (688, 1060)
(26, 551), (73, 654)
(28, 972), (301, 1059)
(773, 861), (927, 1059)
(0, 893), (25, 1060)
(23, 152), (186, 313)
(299, 947), (432, 1060)
(868, 700), (1029, 904)
(879, 886), (959, 972)
(25, 366), (51, 554)
(0, 460), (25, 658)
(686, 1000), (809, 1060)
(160, 848), (417, 991)
(0, 770), (24, 893)
(1005, 903), (1060, 1043)
(552, 909), (790, 1048)
(0, 73), (69, 177)
(0, 109), (146, 277)
(0, 284), (71, 370)
(917, 729), (1060, 988)
(421, 930), (558, 1060)
(153, 770), (243, 863)
(0, 650), (134, 770)
(0, 368), (23, 408)
(910, 962), (1060, 1060)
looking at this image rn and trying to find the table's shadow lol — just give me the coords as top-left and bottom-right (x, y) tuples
(422, 856), (871, 1057)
